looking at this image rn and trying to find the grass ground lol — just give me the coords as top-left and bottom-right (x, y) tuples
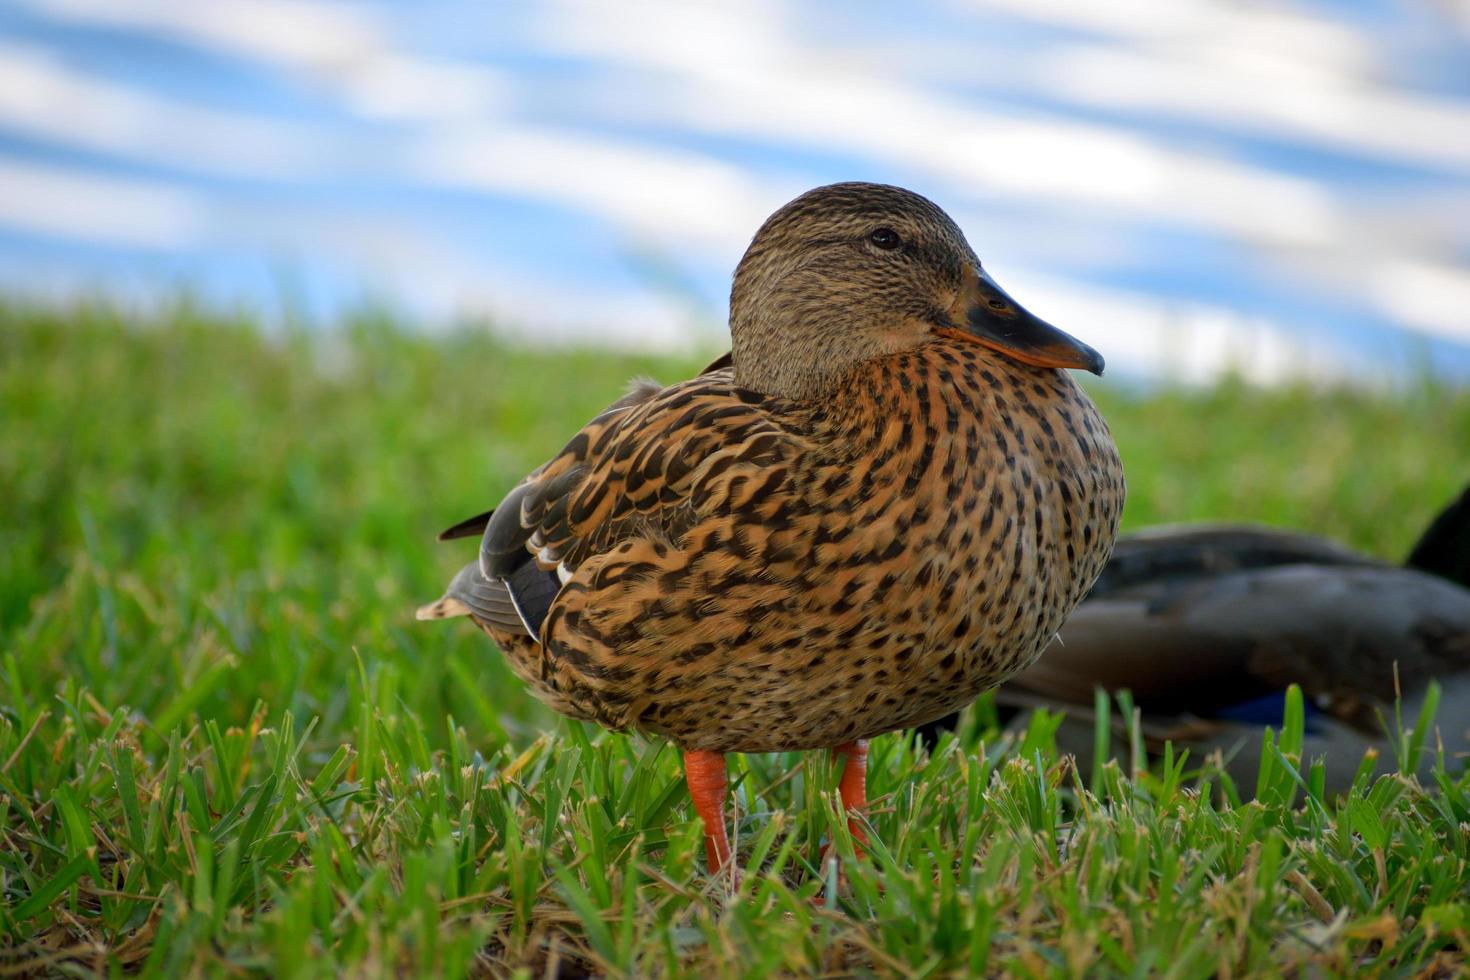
(2, 298), (1469, 977)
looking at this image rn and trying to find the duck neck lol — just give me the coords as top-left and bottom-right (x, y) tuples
(730, 310), (856, 402)
(728, 248), (917, 400)
(798, 349), (938, 456)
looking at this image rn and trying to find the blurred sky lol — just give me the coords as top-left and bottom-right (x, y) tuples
(2, 0), (1470, 384)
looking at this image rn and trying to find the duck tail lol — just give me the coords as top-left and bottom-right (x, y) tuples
(415, 560), (541, 635)
(1406, 482), (1470, 589)
(416, 595), (472, 620)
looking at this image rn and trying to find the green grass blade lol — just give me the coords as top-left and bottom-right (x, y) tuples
(13, 852), (92, 923)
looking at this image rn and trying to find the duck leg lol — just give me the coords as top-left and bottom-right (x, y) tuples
(683, 750), (733, 873)
(832, 740), (869, 852)
(814, 740), (870, 897)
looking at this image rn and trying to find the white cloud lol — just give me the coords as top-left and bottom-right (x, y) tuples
(1028, 42), (1470, 176)
(411, 124), (791, 251)
(0, 42), (333, 178)
(26, 0), (384, 69)
(295, 214), (703, 345)
(532, 0), (1347, 249)
(1367, 259), (1470, 343)
(21, 0), (509, 121)
(954, 0), (1373, 77)
(0, 156), (206, 247)
(1005, 271), (1378, 386)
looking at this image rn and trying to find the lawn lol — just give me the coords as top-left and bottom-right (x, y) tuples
(2, 298), (1468, 976)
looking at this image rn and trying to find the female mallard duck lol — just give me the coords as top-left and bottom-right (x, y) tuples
(920, 484), (1470, 792)
(418, 182), (1125, 873)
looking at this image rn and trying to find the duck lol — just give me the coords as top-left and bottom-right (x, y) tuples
(918, 483), (1470, 792)
(417, 182), (1125, 875)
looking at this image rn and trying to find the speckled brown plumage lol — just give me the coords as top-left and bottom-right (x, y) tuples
(419, 181), (1125, 871)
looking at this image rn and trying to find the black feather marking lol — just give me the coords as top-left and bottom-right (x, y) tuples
(438, 509), (495, 541)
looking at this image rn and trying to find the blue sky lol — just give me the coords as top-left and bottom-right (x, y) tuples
(1, 0), (1469, 384)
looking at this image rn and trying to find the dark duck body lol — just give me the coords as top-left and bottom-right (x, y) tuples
(419, 182), (1124, 871)
(920, 483), (1470, 792)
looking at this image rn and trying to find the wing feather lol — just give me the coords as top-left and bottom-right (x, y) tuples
(514, 369), (793, 576)
(467, 367), (795, 637)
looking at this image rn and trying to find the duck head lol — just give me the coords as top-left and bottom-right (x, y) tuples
(730, 182), (1104, 400)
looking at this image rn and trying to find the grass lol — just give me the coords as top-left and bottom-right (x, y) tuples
(2, 297), (1468, 976)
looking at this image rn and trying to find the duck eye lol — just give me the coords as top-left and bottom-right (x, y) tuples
(868, 227), (902, 250)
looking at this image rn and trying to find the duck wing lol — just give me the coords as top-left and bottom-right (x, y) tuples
(422, 379), (661, 629)
(432, 357), (739, 547)
(1087, 524), (1373, 598)
(437, 367), (794, 638)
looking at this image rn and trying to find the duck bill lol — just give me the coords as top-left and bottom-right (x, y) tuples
(938, 265), (1105, 376)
